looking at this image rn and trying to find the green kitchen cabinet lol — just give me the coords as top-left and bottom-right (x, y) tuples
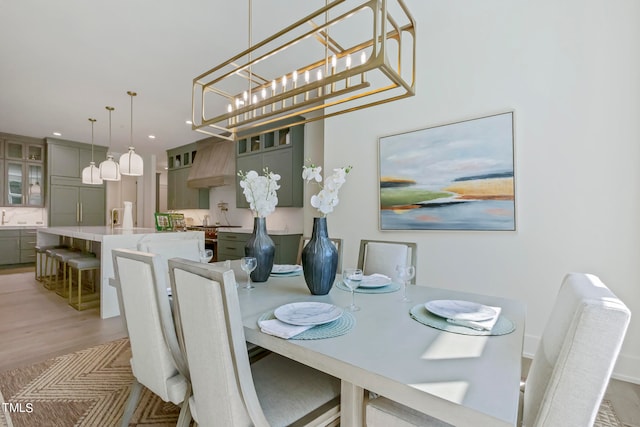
(46, 139), (107, 226)
(235, 121), (304, 208)
(19, 228), (37, 263)
(1, 133), (45, 207)
(217, 231), (302, 264)
(166, 142), (209, 210)
(0, 229), (21, 265)
(49, 177), (106, 226)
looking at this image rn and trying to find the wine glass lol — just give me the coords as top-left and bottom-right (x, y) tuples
(240, 257), (258, 289)
(395, 264), (416, 302)
(199, 249), (213, 263)
(342, 268), (363, 311)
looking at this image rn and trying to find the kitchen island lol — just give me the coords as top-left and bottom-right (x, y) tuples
(37, 226), (204, 319)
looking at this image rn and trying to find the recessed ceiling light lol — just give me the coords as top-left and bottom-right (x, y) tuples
(148, 135), (156, 139)
(53, 132), (62, 136)
(185, 120), (193, 125)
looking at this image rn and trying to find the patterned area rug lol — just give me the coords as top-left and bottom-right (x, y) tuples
(0, 339), (180, 427)
(0, 338), (626, 427)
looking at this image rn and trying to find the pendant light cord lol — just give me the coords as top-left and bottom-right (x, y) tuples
(106, 106), (114, 154)
(89, 118), (96, 162)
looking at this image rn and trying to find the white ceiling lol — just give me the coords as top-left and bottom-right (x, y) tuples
(0, 0), (326, 170)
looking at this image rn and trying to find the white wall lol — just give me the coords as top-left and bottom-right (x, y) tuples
(323, 0), (640, 382)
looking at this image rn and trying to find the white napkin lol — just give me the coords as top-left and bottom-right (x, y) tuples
(446, 306), (502, 331)
(258, 319), (313, 339)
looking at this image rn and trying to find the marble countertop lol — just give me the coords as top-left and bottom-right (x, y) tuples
(0, 224), (46, 230)
(38, 226), (201, 242)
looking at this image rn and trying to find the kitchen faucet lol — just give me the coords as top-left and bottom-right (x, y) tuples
(203, 214), (210, 226)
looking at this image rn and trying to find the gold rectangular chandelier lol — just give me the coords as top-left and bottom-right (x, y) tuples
(192, 0), (416, 141)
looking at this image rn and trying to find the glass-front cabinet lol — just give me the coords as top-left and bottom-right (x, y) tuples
(1, 134), (45, 207)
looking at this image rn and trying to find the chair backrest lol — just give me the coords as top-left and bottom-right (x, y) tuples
(523, 273), (631, 427)
(297, 236), (343, 271)
(111, 249), (189, 402)
(357, 239), (417, 283)
(138, 238), (202, 263)
(169, 258), (270, 427)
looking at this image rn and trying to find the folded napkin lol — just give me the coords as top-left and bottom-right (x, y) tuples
(446, 306), (502, 331)
(258, 319), (313, 339)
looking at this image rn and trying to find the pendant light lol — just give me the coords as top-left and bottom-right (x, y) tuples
(81, 118), (103, 185)
(99, 106), (121, 181)
(191, 0), (416, 141)
(119, 91), (144, 176)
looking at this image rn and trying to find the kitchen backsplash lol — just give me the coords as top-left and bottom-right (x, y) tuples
(1, 207), (47, 226)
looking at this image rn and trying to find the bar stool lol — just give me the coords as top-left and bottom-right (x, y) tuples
(54, 250), (91, 298)
(34, 244), (65, 282)
(43, 247), (80, 290)
(68, 256), (101, 311)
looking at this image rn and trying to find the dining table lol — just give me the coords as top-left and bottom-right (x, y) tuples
(230, 263), (526, 427)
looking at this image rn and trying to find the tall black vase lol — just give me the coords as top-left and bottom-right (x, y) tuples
(301, 217), (338, 295)
(244, 217), (275, 283)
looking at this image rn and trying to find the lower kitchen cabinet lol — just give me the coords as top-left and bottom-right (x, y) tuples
(20, 228), (37, 263)
(217, 231), (302, 264)
(0, 228), (37, 265)
(0, 230), (20, 265)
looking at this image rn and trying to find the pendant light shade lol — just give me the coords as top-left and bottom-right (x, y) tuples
(82, 118), (103, 185)
(99, 106), (121, 181)
(120, 91), (144, 176)
(120, 147), (144, 176)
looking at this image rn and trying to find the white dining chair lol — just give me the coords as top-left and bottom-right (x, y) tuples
(520, 272), (631, 426)
(168, 257), (341, 427)
(365, 272), (631, 427)
(357, 239), (417, 283)
(297, 236), (343, 271)
(112, 249), (192, 427)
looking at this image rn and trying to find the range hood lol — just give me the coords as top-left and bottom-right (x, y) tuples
(187, 138), (235, 188)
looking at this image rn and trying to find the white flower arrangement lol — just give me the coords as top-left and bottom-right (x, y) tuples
(238, 168), (281, 217)
(302, 161), (352, 216)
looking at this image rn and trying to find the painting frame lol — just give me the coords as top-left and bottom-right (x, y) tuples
(154, 213), (173, 231)
(378, 111), (516, 231)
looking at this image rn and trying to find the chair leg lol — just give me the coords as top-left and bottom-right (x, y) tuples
(176, 385), (193, 427)
(120, 379), (143, 427)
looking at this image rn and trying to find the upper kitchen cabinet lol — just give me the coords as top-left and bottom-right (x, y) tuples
(46, 138), (107, 226)
(166, 142), (210, 210)
(0, 133), (45, 207)
(47, 138), (106, 179)
(236, 119), (304, 208)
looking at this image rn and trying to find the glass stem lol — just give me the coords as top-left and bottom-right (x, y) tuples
(351, 289), (356, 307)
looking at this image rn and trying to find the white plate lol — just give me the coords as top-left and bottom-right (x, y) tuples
(271, 264), (303, 274)
(425, 300), (497, 321)
(274, 302), (343, 326)
(358, 275), (392, 288)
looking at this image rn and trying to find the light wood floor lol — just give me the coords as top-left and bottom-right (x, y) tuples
(1, 267), (638, 426)
(0, 267), (126, 372)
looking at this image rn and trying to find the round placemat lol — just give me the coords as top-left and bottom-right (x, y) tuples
(409, 304), (516, 336)
(335, 281), (401, 294)
(258, 310), (355, 340)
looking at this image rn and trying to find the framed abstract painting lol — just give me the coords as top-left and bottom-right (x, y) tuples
(378, 112), (516, 231)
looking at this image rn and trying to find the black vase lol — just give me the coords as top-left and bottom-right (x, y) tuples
(244, 217), (275, 283)
(301, 217), (338, 295)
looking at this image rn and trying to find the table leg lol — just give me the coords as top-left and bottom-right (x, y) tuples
(340, 380), (365, 426)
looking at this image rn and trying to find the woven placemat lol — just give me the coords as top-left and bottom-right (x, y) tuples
(335, 280), (401, 294)
(258, 310), (355, 340)
(409, 304), (516, 336)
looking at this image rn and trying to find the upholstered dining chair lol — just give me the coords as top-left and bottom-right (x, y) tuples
(168, 258), (342, 427)
(111, 249), (192, 427)
(297, 236), (344, 271)
(357, 239), (417, 283)
(365, 272), (631, 427)
(137, 238), (202, 267)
